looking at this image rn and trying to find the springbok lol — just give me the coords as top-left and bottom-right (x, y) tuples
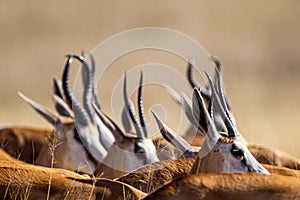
(0, 149), (145, 200)
(94, 72), (159, 178)
(19, 54), (159, 178)
(18, 55), (109, 174)
(153, 86), (269, 174)
(116, 81), (299, 193)
(58, 54), (159, 178)
(165, 57), (300, 170)
(141, 88), (300, 199)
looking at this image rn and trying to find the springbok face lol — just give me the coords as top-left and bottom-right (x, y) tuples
(153, 70), (269, 175)
(94, 72), (159, 178)
(193, 133), (268, 174)
(121, 72), (159, 163)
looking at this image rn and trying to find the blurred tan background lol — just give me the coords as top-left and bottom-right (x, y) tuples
(0, 1), (300, 157)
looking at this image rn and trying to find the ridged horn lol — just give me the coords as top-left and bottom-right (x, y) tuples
(186, 60), (210, 100)
(62, 55), (73, 108)
(192, 88), (220, 160)
(205, 72), (237, 137)
(210, 55), (232, 109)
(138, 71), (149, 137)
(89, 54), (102, 110)
(72, 55), (97, 125)
(123, 72), (145, 138)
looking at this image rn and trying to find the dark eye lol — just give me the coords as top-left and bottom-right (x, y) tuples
(135, 142), (146, 154)
(231, 144), (244, 160)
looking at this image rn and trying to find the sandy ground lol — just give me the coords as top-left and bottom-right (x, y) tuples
(0, 1), (300, 157)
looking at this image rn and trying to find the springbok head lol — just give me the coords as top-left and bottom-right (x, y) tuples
(63, 55), (116, 151)
(153, 71), (269, 175)
(94, 72), (159, 178)
(18, 55), (110, 173)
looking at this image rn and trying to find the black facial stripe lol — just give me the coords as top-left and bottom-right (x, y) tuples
(73, 128), (82, 143)
(241, 157), (252, 172)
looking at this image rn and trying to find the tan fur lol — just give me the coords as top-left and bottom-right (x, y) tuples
(0, 125), (52, 163)
(144, 173), (300, 200)
(0, 155), (145, 199)
(249, 144), (300, 170)
(117, 158), (195, 193)
(118, 157), (300, 193)
(35, 123), (97, 174)
(0, 148), (24, 163)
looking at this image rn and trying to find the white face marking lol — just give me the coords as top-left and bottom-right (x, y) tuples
(218, 142), (248, 173)
(76, 124), (108, 162)
(101, 138), (158, 174)
(95, 117), (115, 150)
(217, 139), (269, 174)
(137, 138), (159, 164)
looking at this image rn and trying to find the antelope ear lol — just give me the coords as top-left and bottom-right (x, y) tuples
(52, 76), (65, 101)
(192, 88), (220, 158)
(121, 106), (133, 133)
(181, 92), (206, 135)
(92, 103), (125, 142)
(205, 71), (238, 138)
(123, 72), (145, 138)
(208, 91), (228, 133)
(18, 92), (64, 126)
(210, 55), (232, 110)
(52, 94), (74, 118)
(186, 60), (211, 100)
(192, 88), (208, 133)
(151, 110), (196, 158)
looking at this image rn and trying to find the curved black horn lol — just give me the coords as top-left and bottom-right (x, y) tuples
(205, 72), (237, 137)
(211, 55), (221, 71)
(123, 72), (145, 138)
(187, 60), (210, 100)
(210, 56), (232, 110)
(215, 68), (231, 121)
(89, 54), (102, 110)
(138, 71), (149, 137)
(62, 55), (74, 108)
(62, 56), (91, 126)
(72, 55), (97, 124)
